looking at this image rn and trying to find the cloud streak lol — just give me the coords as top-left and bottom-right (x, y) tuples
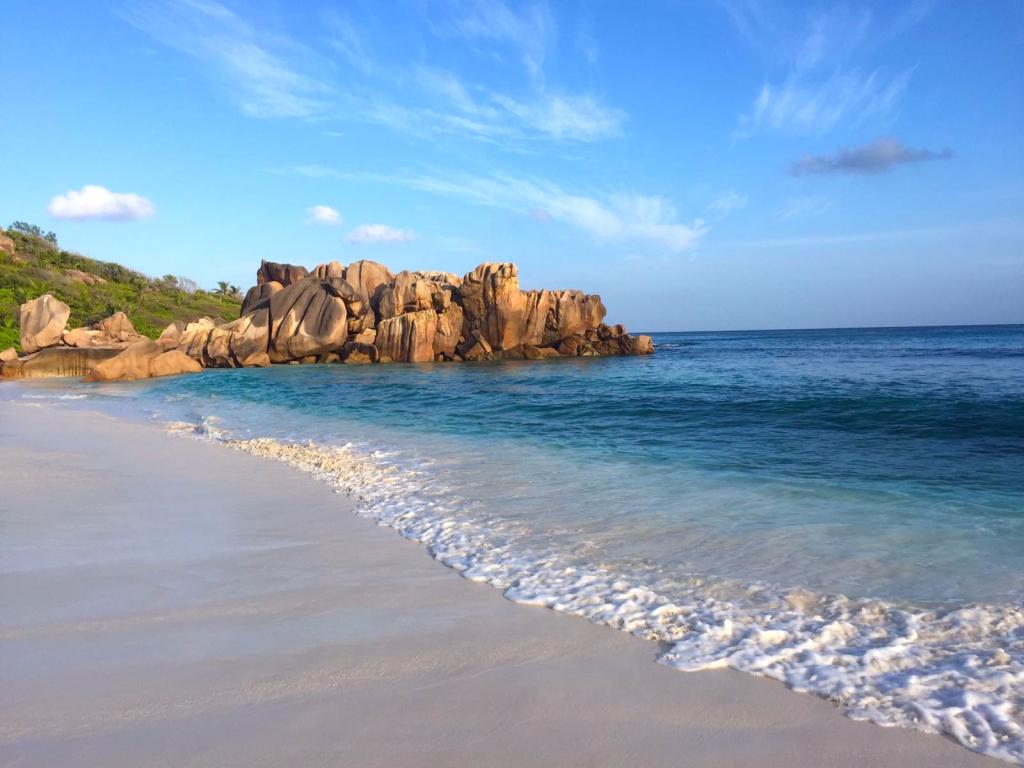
(47, 185), (155, 221)
(347, 224), (415, 244)
(122, 0), (329, 119)
(790, 137), (953, 175)
(332, 169), (706, 253)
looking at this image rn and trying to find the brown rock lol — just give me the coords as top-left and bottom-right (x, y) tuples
(0, 232), (15, 258)
(257, 260), (308, 287)
(523, 344), (560, 360)
(171, 317), (219, 361)
(2, 347), (123, 379)
(456, 330), (493, 361)
(375, 309), (437, 363)
(312, 261), (344, 279)
(459, 263), (530, 350)
(433, 302), (464, 359)
(266, 277), (349, 363)
(343, 260), (394, 310)
(413, 270), (462, 287)
(241, 281), (283, 315)
(87, 341), (202, 382)
(557, 335), (587, 356)
(378, 271), (438, 320)
(205, 310), (271, 367)
(19, 294), (71, 354)
(65, 268), (107, 285)
(341, 341), (379, 364)
(0, 347), (17, 362)
(64, 312), (148, 349)
(353, 328), (376, 345)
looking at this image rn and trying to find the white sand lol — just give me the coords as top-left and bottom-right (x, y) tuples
(0, 401), (996, 767)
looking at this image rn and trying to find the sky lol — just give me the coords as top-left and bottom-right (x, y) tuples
(2, 0), (1022, 331)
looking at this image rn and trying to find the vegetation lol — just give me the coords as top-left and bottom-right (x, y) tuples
(0, 226), (243, 351)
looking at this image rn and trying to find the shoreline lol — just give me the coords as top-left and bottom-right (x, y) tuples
(0, 399), (999, 767)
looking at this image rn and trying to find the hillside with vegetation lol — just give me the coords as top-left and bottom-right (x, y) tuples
(0, 223), (242, 351)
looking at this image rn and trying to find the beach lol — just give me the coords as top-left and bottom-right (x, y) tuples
(0, 399), (998, 767)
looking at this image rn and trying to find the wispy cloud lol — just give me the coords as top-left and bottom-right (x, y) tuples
(790, 137), (953, 175)
(776, 196), (831, 221)
(330, 169), (706, 253)
(122, 0), (329, 119)
(736, 70), (910, 137)
(724, 3), (924, 137)
(706, 190), (748, 218)
(47, 185), (155, 221)
(437, 0), (556, 83)
(347, 224), (415, 244)
(307, 205), (341, 225)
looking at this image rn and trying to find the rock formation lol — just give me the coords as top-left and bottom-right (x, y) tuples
(165, 258), (651, 368)
(19, 294), (71, 354)
(62, 311), (147, 349)
(86, 340), (202, 382)
(2, 258), (652, 382)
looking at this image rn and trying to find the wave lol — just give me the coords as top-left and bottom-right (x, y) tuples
(166, 419), (1024, 764)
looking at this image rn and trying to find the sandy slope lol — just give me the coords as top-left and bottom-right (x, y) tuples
(0, 399), (994, 767)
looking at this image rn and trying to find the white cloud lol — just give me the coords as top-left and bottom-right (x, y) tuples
(736, 69), (910, 137)
(347, 224), (416, 244)
(342, 170), (706, 253)
(706, 190), (748, 218)
(724, 4), (922, 138)
(440, 0), (556, 83)
(493, 93), (625, 141)
(776, 196), (832, 221)
(46, 185), (155, 221)
(122, 0), (329, 119)
(307, 205), (341, 225)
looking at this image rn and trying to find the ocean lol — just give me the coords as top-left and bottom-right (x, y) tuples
(9, 324), (1024, 762)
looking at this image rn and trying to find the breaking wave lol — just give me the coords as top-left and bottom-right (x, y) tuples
(166, 420), (1024, 764)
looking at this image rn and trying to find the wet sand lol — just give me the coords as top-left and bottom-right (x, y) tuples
(0, 400), (996, 767)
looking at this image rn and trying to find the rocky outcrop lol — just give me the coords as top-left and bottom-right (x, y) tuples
(86, 340), (202, 382)
(241, 280), (282, 315)
(266, 277), (349, 363)
(19, 294), (71, 354)
(2, 259), (651, 382)
(1, 346), (123, 379)
(0, 233), (15, 258)
(257, 259), (308, 287)
(342, 260), (394, 314)
(63, 312), (147, 349)
(375, 309), (437, 363)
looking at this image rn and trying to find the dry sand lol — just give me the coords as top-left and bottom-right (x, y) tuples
(0, 400), (996, 767)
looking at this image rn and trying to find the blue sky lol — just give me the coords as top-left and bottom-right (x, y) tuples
(2, 0), (1022, 330)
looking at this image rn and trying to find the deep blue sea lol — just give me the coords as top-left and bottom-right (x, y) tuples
(9, 324), (1024, 761)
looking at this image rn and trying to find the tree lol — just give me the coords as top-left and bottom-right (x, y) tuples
(9, 221), (57, 245)
(216, 280), (230, 295)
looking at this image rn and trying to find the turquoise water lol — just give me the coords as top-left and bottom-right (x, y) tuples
(9, 324), (1024, 761)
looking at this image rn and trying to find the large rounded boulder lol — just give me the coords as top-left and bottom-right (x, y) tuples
(19, 294), (70, 354)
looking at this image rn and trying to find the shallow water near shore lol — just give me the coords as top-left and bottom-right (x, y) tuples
(8, 324), (1024, 762)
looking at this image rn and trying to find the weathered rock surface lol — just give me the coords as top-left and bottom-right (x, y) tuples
(63, 312), (147, 348)
(0, 233), (15, 258)
(1, 346), (123, 379)
(4, 257), (650, 381)
(241, 280), (282, 315)
(266, 277), (348, 363)
(86, 340), (203, 382)
(257, 260), (308, 287)
(376, 309), (437, 363)
(65, 268), (107, 285)
(19, 294), (71, 354)
(0, 347), (17, 362)
(341, 259), (394, 310)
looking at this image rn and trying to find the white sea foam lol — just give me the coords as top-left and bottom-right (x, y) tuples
(21, 393), (88, 400)
(166, 421), (1024, 764)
